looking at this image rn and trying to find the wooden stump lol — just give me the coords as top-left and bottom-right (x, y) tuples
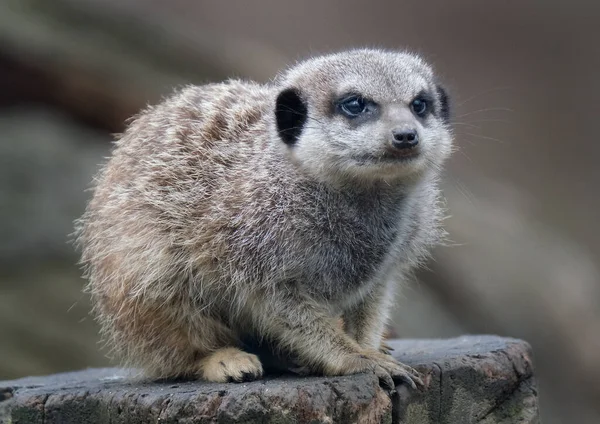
(0, 336), (539, 423)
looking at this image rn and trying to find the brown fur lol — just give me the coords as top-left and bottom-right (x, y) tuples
(75, 49), (453, 389)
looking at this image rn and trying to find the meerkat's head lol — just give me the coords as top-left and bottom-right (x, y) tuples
(274, 49), (452, 183)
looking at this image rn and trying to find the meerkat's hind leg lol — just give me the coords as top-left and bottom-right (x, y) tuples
(199, 347), (264, 383)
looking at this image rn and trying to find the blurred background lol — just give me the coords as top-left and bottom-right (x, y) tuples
(1, 0), (598, 422)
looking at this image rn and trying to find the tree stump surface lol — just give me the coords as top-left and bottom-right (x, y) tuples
(0, 335), (539, 424)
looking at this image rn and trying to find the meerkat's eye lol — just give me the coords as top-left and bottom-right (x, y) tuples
(410, 97), (429, 118)
(410, 97), (428, 117)
(338, 95), (368, 118)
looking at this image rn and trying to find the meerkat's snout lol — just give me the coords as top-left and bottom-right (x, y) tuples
(384, 106), (422, 159)
(391, 128), (419, 150)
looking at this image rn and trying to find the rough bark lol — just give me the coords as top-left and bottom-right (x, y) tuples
(0, 336), (539, 424)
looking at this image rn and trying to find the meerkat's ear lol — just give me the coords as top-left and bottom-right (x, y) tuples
(436, 85), (450, 123)
(275, 88), (308, 145)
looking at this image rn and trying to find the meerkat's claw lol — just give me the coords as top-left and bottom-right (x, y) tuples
(394, 370), (418, 390)
(373, 365), (396, 391)
(379, 342), (395, 355)
(361, 350), (424, 391)
(200, 347), (264, 383)
(392, 364), (424, 390)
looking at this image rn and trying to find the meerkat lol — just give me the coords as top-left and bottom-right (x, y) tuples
(75, 48), (452, 390)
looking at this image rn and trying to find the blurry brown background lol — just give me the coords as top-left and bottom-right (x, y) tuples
(1, 1), (599, 423)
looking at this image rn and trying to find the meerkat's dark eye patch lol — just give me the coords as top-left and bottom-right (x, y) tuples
(436, 85), (450, 123)
(275, 88), (308, 145)
(336, 94), (377, 119)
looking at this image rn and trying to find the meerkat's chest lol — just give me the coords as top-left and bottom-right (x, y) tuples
(288, 193), (407, 298)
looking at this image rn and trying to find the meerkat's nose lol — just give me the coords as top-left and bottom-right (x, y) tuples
(391, 129), (419, 149)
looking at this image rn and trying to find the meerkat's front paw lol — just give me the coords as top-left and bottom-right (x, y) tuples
(373, 353), (423, 391)
(199, 347), (264, 383)
(339, 350), (424, 391)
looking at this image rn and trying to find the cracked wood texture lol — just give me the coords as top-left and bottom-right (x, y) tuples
(0, 336), (539, 424)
